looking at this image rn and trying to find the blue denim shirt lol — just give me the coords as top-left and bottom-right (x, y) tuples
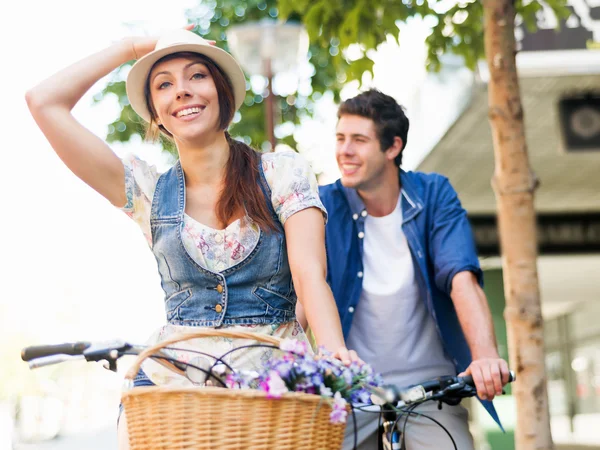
(150, 160), (297, 327)
(319, 170), (503, 429)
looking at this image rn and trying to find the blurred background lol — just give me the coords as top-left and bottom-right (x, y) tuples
(2, 0), (600, 449)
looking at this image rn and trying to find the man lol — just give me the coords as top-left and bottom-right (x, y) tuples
(316, 89), (510, 449)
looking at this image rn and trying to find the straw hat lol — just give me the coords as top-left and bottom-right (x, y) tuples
(126, 29), (246, 122)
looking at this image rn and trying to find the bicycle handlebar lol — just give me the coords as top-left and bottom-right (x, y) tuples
(22, 338), (516, 409)
(370, 370), (516, 406)
(460, 371), (516, 389)
(22, 339), (194, 374)
(28, 354), (86, 369)
(21, 340), (134, 371)
(21, 341), (91, 361)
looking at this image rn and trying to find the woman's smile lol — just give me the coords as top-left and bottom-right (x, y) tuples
(172, 104), (207, 121)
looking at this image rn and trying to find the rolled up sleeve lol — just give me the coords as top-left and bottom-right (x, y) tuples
(262, 151), (327, 226)
(428, 176), (483, 295)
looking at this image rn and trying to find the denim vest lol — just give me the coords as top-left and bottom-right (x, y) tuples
(150, 160), (296, 327)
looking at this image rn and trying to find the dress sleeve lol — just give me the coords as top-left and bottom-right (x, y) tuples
(261, 151), (328, 226)
(121, 154), (160, 246)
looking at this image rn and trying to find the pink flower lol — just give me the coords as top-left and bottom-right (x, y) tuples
(225, 374), (236, 389)
(265, 371), (288, 398)
(329, 392), (348, 424)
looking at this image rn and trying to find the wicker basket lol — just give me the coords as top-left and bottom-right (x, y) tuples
(122, 329), (347, 449)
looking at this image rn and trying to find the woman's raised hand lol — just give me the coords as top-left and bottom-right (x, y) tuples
(126, 24), (197, 60)
(126, 36), (159, 60)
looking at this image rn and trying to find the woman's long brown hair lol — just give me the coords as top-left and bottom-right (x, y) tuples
(144, 52), (277, 232)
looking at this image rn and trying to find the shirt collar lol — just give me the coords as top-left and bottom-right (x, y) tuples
(399, 170), (423, 223)
(341, 183), (367, 220)
(338, 170), (423, 224)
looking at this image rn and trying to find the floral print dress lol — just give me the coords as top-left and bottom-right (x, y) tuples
(121, 150), (325, 386)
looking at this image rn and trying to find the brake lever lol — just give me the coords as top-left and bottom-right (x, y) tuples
(83, 340), (132, 372)
(431, 381), (478, 407)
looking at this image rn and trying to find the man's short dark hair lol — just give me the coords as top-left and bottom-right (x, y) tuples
(337, 89), (409, 167)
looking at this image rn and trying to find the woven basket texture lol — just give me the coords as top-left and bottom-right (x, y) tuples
(122, 329), (346, 449)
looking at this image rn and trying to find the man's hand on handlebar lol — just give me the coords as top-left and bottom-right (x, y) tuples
(459, 356), (511, 401)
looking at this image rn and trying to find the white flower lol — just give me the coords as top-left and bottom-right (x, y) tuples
(320, 386), (333, 397)
(280, 338), (308, 356)
(266, 371), (288, 398)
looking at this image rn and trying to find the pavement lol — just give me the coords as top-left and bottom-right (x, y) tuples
(14, 427), (117, 450)
(557, 446), (600, 450)
(12, 429), (600, 450)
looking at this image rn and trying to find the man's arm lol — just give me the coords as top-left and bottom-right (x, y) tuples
(451, 271), (510, 400)
(426, 175), (510, 399)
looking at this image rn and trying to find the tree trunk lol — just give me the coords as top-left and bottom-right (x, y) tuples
(482, 1), (554, 449)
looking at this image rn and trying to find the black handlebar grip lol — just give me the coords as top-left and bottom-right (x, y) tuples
(461, 374), (474, 386)
(21, 342), (91, 361)
(461, 370), (516, 387)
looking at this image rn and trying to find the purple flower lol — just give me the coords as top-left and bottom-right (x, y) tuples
(341, 368), (353, 385)
(271, 360), (294, 378)
(298, 358), (318, 376)
(311, 373), (324, 386)
(350, 388), (372, 404)
(225, 371), (257, 389)
(241, 345), (383, 424)
(295, 380), (313, 393)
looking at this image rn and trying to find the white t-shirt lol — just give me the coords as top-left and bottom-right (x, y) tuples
(345, 193), (455, 390)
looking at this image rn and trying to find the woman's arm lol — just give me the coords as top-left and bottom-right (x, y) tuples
(25, 37), (157, 207)
(295, 301), (308, 330)
(284, 207), (357, 363)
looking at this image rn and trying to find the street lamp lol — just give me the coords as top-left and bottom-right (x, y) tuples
(227, 19), (309, 151)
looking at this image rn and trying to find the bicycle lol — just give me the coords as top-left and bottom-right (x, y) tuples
(21, 337), (515, 450)
(355, 371), (516, 450)
(21, 331), (351, 450)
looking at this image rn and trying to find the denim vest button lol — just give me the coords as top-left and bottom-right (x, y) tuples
(358, 232), (365, 239)
(215, 304), (223, 313)
(357, 271), (363, 278)
(361, 210), (367, 217)
(352, 213), (359, 220)
(348, 306), (355, 313)
(216, 284), (224, 294)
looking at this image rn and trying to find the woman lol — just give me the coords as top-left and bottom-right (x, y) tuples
(26, 28), (357, 448)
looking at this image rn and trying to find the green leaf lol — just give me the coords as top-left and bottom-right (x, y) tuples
(304, 4), (327, 42)
(346, 56), (375, 84)
(93, 0), (569, 156)
(338, 6), (362, 48)
(519, 1), (544, 32)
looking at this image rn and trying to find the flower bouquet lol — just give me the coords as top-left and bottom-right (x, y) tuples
(224, 338), (384, 424)
(123, 329), (377, 449)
